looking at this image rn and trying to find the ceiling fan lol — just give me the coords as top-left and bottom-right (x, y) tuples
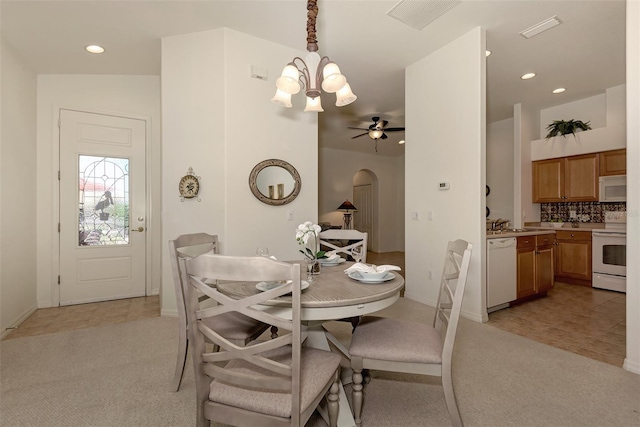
(348, 116), (405, 152)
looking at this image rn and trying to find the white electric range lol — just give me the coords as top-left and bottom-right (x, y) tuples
(592, 212), (626, 292)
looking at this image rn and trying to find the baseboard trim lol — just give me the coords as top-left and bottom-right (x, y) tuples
(404, 292), (486, 323)
(623, 357), (640, 375)
(161, 309), (178, 318)
(1, 304), (38, 340)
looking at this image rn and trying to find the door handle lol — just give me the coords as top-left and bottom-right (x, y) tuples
(132, 227), (145, 232)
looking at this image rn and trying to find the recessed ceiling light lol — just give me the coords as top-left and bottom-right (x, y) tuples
(485, 50), (492, 57)
(85, 45), (105, 54)
(399, 140), (405, 145)
(521, 73), (536, 80)
(552, 87), (566, 94)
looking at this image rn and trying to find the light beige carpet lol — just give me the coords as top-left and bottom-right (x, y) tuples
(1, 298), (639, 426)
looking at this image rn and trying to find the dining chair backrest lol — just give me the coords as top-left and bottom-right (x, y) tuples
(169, 233), (219, 324)
(433, 239), (473, 366)
(182, 254), (308, 426)
(168, 233), (219, 391)
(319, 229), (368, 263)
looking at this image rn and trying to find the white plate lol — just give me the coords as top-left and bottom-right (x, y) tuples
(319, 257), (346, 266)
(347, 271), (396, 283)
(256, 280), (310, 292)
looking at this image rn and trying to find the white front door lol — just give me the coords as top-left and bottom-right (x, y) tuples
(353, 184), (373, 250)
(59, 109), (147, 305)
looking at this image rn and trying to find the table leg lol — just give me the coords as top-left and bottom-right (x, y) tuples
(324, 327), (353, 385)
(305, 323), (356, 427)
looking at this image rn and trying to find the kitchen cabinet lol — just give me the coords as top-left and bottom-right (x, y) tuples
(599, 149), (626, 176)
(535, 235), (554, 293)
(532, 158), (563, 202)
(532, 153), (599, 202)
(555, 230), (592, 285)
(516, 234), (554, 299)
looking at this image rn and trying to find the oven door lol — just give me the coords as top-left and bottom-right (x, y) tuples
(592, 232), (626, 277)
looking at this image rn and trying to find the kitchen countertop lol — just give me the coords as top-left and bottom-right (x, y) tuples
(524, 222), (605, 231)
(486, 222), (607, 239)
(486, 229), (556, 239)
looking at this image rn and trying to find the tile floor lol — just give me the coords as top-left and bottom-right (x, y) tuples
(3, 295), (160, 340)
(3, 252), (627, 370)
(487, 282), (627, 367)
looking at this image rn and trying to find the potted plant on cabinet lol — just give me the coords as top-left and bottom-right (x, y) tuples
(545, 119), (592, 139)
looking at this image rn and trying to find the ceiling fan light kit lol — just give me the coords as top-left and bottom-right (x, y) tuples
(271, 0), (357, 111)
(349, 116), (405, 152)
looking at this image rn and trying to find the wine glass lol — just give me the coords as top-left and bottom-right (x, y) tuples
(352, 246), (364, 264)
(305, 258), (316, 282)
(256, 247), (270, 257)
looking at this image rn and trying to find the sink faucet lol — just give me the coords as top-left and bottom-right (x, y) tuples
(491, 218), (509, 231)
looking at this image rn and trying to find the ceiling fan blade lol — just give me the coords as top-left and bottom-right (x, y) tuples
(384, 127), (405, 132)
(380, 120), (389, 128)
(351, 132), (368, 139)
(381, 133), (388, 139)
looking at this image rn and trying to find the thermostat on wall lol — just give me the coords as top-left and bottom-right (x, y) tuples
(438, 182), (450, 190)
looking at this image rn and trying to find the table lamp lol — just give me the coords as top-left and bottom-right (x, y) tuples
(337, 200), (358, 230)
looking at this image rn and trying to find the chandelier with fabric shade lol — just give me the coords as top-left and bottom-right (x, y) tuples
(271, 0), (357, 112)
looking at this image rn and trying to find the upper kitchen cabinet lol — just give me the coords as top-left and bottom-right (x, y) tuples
(532, 153), (599, 202)
(532, 158), (564, 202)
(599, 149), (627, 176)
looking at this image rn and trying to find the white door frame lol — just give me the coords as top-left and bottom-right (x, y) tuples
(51, 106), (153, 306)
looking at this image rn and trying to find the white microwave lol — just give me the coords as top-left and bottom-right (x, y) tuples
(599, 175), (626, 202)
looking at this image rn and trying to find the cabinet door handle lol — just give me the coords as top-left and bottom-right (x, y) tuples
(570, 234), (575, 237)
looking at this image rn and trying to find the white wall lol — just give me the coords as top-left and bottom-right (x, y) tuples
(161, 28), (318, 316)
(36, 75), (161, 307)
(405, 27), (486, 322)
(624, 0), (640, 375)
(533, 85), (627, 161)
(607, 84), (626, 126)
(0, 38), (38, 337)
(514, 103), (540, 228)
(318, 147), (405, 252)
(539, 93), (606, 139)
(486, 118), (514, 224)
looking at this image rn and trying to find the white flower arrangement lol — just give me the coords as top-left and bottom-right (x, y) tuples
(295, 221), (326, 260)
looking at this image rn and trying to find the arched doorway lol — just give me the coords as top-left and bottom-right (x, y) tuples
(352, 169), (378, 251)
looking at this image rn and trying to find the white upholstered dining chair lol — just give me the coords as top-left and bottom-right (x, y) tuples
(182, 254), (341, 427)
(348, 239), (472, 427)
(318, 229), (368, 263)
(169, 233), (274, 392)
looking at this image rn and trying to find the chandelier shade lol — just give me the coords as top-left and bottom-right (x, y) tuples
(304, 96), (324, 112)
(272, 0), (356, 111)
(275, 64), (302, 94)
(271, 89), (293, 108)
(335, 83), (357, 107)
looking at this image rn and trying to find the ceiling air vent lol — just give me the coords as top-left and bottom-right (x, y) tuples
(519, 16), (562, 39)
(387, 0), (461, 30)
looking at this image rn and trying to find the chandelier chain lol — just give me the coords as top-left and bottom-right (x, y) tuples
(306, 0), (319, 52)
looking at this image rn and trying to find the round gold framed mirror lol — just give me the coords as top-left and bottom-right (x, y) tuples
(249, 159), (301, 206)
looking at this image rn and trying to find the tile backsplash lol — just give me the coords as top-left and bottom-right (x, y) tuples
(540, 202), (626, 223)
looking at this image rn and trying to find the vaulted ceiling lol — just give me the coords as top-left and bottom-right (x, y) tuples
(1, 1), (626, 156)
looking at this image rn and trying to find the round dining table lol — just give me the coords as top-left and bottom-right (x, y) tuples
(216, 261), (405, 427)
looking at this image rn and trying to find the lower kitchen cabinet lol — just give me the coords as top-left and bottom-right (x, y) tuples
(516, 234), (555, 299)
(555, 230), (592, 284)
